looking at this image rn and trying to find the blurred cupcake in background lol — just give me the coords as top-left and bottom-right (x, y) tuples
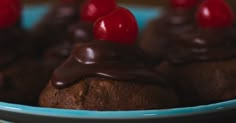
(29, 0), (84, 57)
(0, 0), (48, 106)
(159, 0), (236, 106)
(139, 0), (202, 61)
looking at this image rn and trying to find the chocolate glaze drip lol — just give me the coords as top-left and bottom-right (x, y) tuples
(167, 28), (236, 64)
(52, 41), (162, 89)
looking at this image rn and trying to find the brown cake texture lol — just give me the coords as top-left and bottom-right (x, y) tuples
(40, 77), (178, 110)
(160, 59), (236, 106)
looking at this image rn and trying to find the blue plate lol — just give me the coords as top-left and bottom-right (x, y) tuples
(0, 4), (236, 123)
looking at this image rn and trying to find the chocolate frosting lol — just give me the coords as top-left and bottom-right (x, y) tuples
(52, 41), (162, 89)
(167, 27), (236, 64)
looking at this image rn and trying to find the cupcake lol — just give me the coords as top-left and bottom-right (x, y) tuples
(139, 0), (201, 60)
(39, 7), (179, 110)
(43, 0), (118, 73)
(30, 0), (84, 57)
(160, 0), (236, 106)
(0, 0), (49, 105)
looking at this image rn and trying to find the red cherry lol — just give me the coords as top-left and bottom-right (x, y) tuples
(196, 0), (234, 28)
(0, 0), (21, 29)
(94, 7), (138, 45)
(170, 0), (199, 9)
(80, 0), (117, 22)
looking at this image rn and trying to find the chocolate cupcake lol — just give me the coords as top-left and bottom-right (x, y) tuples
(30, 0), (84, 57)
(159, 0), (236, 106)
(0, 0), (49, 105)
(39, 7), (178, 110)
(139, 0), (201, 60)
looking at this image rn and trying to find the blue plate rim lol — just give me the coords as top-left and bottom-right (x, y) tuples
(0, 99), (236, 119)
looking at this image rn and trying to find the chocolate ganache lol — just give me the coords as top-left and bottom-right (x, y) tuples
(166, 27), (236, 64)
(52, 41), (163, 89)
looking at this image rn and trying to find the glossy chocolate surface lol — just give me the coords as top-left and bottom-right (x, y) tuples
(51, 41), (162, 89)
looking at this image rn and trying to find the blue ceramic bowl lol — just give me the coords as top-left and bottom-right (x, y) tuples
(0, 4), (236, 123)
